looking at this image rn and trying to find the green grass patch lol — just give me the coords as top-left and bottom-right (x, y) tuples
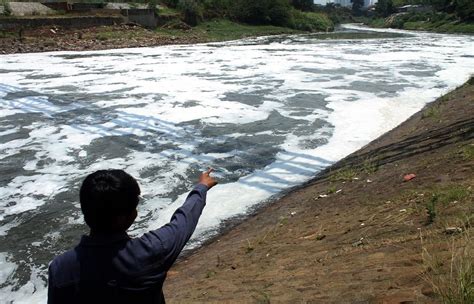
(426, 194), (438, 224)
(422, 105), (441, 120)
(194, 19), (300, 42)
(330, 167), (358, 182)
(433, 186), (471, 204)
(158, 5), (180, 16)
(461, 144), (474, 160)
(155, 19), (301, 42)
(290, 11), (333, 32)
(0, 30), (16, 38)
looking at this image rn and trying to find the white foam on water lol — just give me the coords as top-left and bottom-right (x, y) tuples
(0, 24), (473, 302)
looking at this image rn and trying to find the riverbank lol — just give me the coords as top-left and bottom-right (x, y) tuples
(165, 79), (474, 302)
(368, 14), (474, 34)
(0, 19), (301, 54)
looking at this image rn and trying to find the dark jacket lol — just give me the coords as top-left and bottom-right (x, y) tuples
(48, 184), (208, 304)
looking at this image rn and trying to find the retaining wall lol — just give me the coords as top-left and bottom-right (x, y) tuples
(0, 16), (124, 30)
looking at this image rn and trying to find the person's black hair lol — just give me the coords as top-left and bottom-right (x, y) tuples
(80, 169), (140, 231)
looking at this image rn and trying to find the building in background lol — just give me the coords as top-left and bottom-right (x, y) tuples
(313, 0), (378, 7)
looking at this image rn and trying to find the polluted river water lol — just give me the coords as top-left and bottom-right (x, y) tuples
(0, 24), (473, 302)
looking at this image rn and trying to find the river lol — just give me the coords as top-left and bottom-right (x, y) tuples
(0, 24), (473, 303)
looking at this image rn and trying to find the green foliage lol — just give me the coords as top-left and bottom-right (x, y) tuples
(330, 167), (358, 182)
(178, 0), (203, 26)
(314, 3), (353, 24)
(426, 194), (437, 224)
(231, 0), (293, 27)
(351, 0), (365, 16)
(1, 0), (12, 16)
(461, 144), (474, 160)
(454, 0), (474, 21)
(290, 10), (333, 31)
(147, 0), (158, 10)
(162, 0), (179, 8)
(375, 0), (395, 17)
(291, 0), (314, 11)
(201, 0), (232, 18)
(435, 186), (471, 204)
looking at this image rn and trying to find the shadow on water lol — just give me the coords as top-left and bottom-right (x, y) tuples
(0, 83), (335, 285)
(1, 83), (333, 203)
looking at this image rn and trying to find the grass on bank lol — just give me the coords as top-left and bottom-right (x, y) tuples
(420, 184), (473, 302)
(421, 225), (473, 304)
(156, 19), (301, 42)
(369, 12), (474, 34)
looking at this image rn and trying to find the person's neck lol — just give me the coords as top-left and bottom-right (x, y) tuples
(89, 229), (127, 237)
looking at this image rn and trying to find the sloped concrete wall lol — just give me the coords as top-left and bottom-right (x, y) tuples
(9, 2), (56, 16)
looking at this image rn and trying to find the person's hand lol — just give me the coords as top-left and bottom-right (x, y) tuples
(199, 168), (218, 189)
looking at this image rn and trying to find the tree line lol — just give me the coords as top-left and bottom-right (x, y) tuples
(159, 0), (333, 31)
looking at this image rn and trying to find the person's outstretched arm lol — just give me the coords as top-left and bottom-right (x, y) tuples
(122, 169), (217, 272)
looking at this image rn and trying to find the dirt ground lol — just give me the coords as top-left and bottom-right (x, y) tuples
(0, 24), (204, 54)
(164, 80), (474, 303)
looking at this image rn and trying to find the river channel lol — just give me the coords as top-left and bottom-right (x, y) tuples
(0, 24), (473, 302)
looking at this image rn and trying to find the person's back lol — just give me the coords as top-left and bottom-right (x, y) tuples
(48, 169), (217, 304)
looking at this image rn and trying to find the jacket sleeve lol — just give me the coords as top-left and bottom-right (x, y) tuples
(125, 184), (208, 272)
(157, 183), (208, 269)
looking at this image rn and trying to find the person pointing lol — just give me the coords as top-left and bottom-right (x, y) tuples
(48, 168), (217, 304)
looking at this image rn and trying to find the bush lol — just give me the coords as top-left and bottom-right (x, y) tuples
(162, 0), (179, 8)
(231, 0), (292, 26)
(178, 0), (203, 26)
(375, 0), (395, 18)
(455, 0), (474, 22)
(1, 0), (12, 16)
(291, 0), (313, 11)
(290, 10), (333, 31)
(201, 0), (232, 18)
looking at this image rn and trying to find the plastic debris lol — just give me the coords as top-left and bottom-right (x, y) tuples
(403, 173), (416, 181)
(444, 227), (463, 234)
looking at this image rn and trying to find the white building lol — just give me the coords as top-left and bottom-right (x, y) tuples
(313, 0), (378, 7)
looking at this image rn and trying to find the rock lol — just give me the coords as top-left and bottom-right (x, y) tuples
(316, 234), (326, 241)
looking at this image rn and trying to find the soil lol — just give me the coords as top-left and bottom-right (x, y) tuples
(164, 80), (474, 303)
(0, 24), (205, 54)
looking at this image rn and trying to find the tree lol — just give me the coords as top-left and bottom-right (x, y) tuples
(231, 0), (292, 26)
(351, 0), (364, 16)
(375, 0), (395, 17)
(454, 0), (474, 21)
(291, 0), (314, 11)
(178, 0), (203, 26)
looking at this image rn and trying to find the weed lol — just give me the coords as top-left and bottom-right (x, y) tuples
(360, 159), (378, 175)
(421, 227), (473, 303)
(422, 105), (441, 120)
(435, 186), (471, 204)
(330, 167), (358, 182)
(252, 290), (271, 304)
(245, 239), (254, 254)
(1, 0), (11, 16)
(426, 194), (438, 224)
(460, 144), (474, 161)
(205, 270), (216, 278)
(327, 185), (337, 194)
(96, 34), (108, 41)
(278, 216), (288, 226)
